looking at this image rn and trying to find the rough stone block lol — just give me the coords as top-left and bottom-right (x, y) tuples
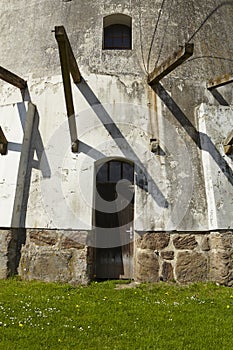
(160, 251), (174, 260)
(0, 230), (17, 278)
(29, 230), (58, 246)
(176, 251), (207, 283)
(135, 249), (159, 282)
(60, 232), (86, 249)
(209, 232), (233, 251)
(209, 251), (233, 285)
(32, 250), (73, 282)
(173, 234), (197, 250)
(19, 229), (89, 285)
(161, 262), (174, 282)
(19, 247), (88, 284)
(137, 233), (170, 250)
(200, 236), (210, 251)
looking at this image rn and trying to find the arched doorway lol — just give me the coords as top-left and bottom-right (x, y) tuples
(94, 159), (134, 279)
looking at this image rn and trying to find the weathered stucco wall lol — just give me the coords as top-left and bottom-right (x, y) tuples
(197, 104), (233, 230)
(0, 102), (35, 227)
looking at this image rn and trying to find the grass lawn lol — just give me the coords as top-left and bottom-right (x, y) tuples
(0, 279), (233, 349)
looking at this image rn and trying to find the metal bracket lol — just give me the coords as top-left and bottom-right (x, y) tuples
(150, 138), (159, 154)
(150, 138), (166, 156)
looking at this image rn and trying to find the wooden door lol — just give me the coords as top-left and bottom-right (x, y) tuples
(94, 161), (134, 279)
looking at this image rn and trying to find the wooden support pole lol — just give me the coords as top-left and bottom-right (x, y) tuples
(0, 126), (8, 155)
(55, 26), (79, 152)
(207, 73), (233, 90)
(223, 130), (233, 155)
(55, 26), (81, 84)
(0, 66), (27, 90)
(148, 43), (194, 86)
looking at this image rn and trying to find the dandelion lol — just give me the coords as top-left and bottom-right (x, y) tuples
(227, 305), (230, 309)
(119, 302), (122, 305)
(19, 323), (23, 327)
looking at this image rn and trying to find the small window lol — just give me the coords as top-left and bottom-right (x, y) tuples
(103, 14), (132, 50)
(104, 24), (131, 50)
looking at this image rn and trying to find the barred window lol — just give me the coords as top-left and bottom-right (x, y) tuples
(103, 14), (132, 50)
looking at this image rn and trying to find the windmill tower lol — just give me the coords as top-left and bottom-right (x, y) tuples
(0, 0), (233, 285)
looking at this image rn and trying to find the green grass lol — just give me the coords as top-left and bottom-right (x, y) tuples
(0, 279), (233, 349)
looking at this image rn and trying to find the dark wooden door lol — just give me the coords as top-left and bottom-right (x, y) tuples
(94, 161), (134, 279)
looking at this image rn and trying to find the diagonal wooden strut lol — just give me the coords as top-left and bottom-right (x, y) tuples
(148, 43), (194, 86)
(0, 66), (27, 90)
(55, 26), (81, 152)
(207, 73), (233, 90)
(223, 130), (233, 155)
(0, 126), (8, 155)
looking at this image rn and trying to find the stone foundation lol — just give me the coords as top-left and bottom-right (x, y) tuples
(18, 229), (89, 285)
(135, 231), (233, 286)
(0, 229), (25, 278)
(0, 229), (233, 286)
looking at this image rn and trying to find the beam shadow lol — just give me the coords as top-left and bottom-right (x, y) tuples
(76, 79), (168, 208)
(209, 89), (230, 106)
(7, 142), (22, 152)
(11, 90), (51, 228)
(78, 141), (106, 160)
(152, 82), (233, 186)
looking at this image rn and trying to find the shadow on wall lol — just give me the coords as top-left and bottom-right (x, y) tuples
(10, 88), (51, 228)
(209, 89), (230, 106)
(7, 228), (26, 277)
(152, 82), (233, 187)
(75, 78), (168, 209)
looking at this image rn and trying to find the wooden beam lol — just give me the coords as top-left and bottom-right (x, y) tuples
(148, 43), (194, 86)
(0, 66), (27, 90)
(55, 26), (81, 84)
(207, 73), (233, 90)
(223, 130), (233, 155)
(0, 126), (8, 155)
(224, 130), (233, 146)
(224, 145), (233, 155)
(55, 26), (79, 152)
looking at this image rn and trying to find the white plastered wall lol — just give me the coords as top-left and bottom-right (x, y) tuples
(197, 103), (233, 229)
(0, 102), (35, 227)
